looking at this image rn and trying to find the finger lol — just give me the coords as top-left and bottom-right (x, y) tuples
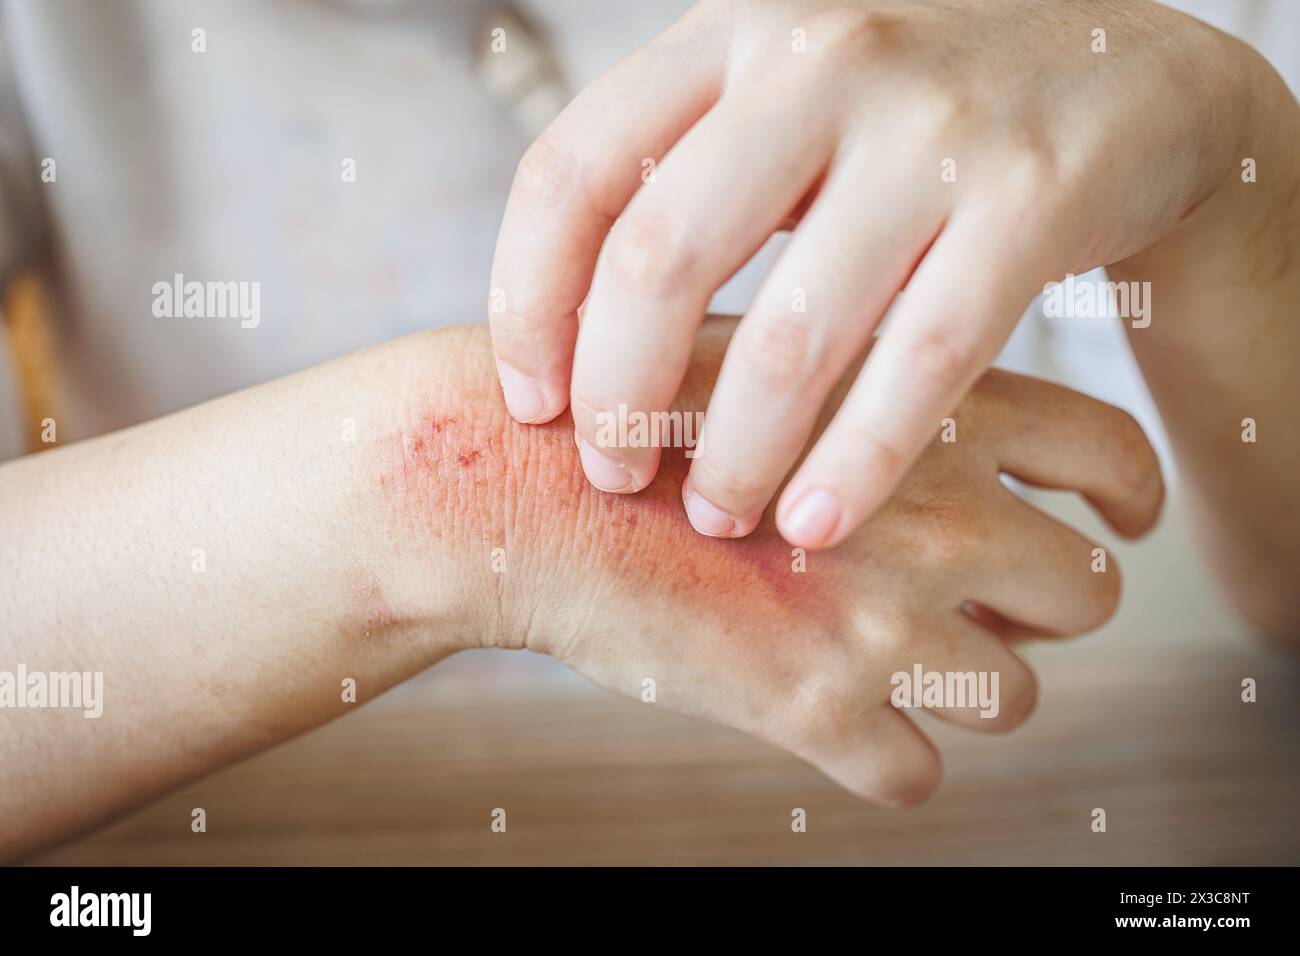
(776, 205), (1059, 549)
(971, 493), (1123, 636)
(979, 369), (1165, 538)
(488, 6), (728, 424)
(570, 72), (843, 493)
(771, 691), (942, 808)
(890, 611), (1039, 733)
(962, 601), (1043, 643)
(683, 149), (946, 536)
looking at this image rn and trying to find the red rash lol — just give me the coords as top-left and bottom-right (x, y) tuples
(370, 403), (855, 641)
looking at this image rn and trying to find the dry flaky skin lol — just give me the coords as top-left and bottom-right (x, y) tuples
(370, 320), (865, 660)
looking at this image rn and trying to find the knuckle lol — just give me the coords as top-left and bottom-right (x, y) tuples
(801, 7), (910, 63)
(692, 453), (772, 510)
(901, 75), (980, 137)
(785, 671), (860, 748)
(569, 383), (619, 430)
(929, 86), (977, 131)
(489, 315), (538, 361)
(489, 300), (575, 357)
(488, 312), (566, 369)
(902, 493), (988, 568)
(840, 421), (909, 492)
(602, 213), (696, 297)
(490, 305), (546, 343)
(733, 312), (818, 390)
(513, 135), (583, 209)
(876, 614), (923, 661)
(900, 329), (978, 391)
(999, 138), (1063, 207)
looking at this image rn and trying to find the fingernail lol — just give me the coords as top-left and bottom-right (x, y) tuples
(577, 435), (633, 492)
(782, 488), (841, 546)
(496, 360), (547, 423)
(682, 479), (738, 537)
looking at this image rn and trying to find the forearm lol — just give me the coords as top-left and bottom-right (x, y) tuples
(0, 329), (499, 858)
(1111, 44), (1300, 643)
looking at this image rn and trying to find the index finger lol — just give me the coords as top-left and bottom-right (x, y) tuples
(487, 8), (727, 423)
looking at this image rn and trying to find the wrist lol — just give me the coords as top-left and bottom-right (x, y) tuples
(1186, 21), (1255, 210)
(1132, 27), (1291, 263)
(350, 327), (552, 658)
(354, 318), (744, 662)
(1114, 45), (1298, 285)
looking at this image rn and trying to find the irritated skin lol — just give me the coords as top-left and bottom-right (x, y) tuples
(0, 319), (1164, 857)
(371, 322), (858, 656)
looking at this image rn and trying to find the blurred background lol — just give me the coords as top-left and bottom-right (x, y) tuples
(3, 0), (1297, 863)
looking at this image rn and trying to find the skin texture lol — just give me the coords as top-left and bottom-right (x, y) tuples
(0, 320), (1161, 857)
(487, 0), (1280, 558)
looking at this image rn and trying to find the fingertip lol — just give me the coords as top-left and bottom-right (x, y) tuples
(981, 656), (1039, 734)
(680, 476), (761, 538)
(881, 768), (941, 810)
(776, 486), (850, 550)
(1097, 460), (1165, 540)
(496, 359), (563, 424)
(1104, 413), (1166, 539)
(1094, 555), (1123, 628)
(1129, 460), (1167, 538)
(577, 434), (660, 494)
(866, 737), (943, 809)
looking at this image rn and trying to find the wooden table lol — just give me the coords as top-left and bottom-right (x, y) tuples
(29, 636), (1300, 866)
(23, 488), (1300, 866)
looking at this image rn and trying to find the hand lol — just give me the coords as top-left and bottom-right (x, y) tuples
(420, 319), (1164, 806)
(0, 315), (1159, 852)
(487, 0), (1238, 549)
